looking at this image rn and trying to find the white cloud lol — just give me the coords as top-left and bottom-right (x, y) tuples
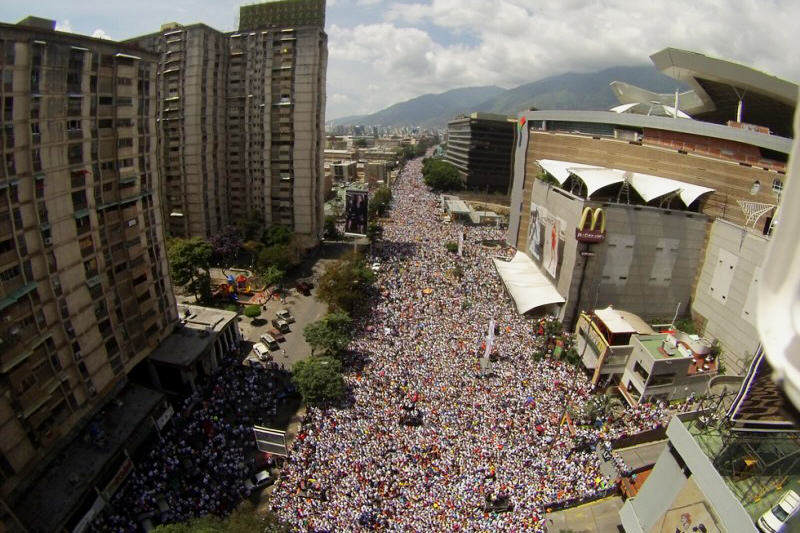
(326, 0), (800, 119)
(91, 29), (112, 40)
(54, 19), (73, 33)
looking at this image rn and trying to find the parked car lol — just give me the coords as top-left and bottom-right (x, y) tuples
(271, 318), (290, 333)
(243, 469), (274, 492)
(253, 343), (271, 361)
(268, 328), (285, 342)
(296, 281), (312, 296)
(758, 489), (800, 532)
(260, 334), (279, 350)
(276, 309), (295, 323)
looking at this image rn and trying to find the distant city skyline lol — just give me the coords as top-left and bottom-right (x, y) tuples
(3, 0), (799, 120)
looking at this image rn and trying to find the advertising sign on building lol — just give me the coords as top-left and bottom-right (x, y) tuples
(575, 207), (607, 243)
(542, 212), (564, 279)
(344, 189), (368, 236)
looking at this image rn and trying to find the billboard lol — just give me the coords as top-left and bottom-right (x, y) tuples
(344, 190), (368, 236)
(253, 426), (288, 456)
(527, 202), (564, 278)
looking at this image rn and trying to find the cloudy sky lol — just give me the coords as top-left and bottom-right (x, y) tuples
(2, 1), (798, 119)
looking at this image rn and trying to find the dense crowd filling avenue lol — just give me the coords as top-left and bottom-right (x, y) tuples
(271, 157), (670, 531)
(89, 361), (289, 532)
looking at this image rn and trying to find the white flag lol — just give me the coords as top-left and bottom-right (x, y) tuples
(485, 319), (495, 358)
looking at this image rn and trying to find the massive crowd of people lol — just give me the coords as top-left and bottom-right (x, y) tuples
(89, 357), (289, 532)
(271, 157), (670, 531)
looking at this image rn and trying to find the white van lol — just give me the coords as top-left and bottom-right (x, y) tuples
(253, 342), (270, 361)
(260, 334), (279, 350)
(758, 489), (800, 532)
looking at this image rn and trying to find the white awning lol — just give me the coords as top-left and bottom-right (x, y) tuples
(536, 159), (601, 185)
(492, 252), (565, 314)
(568, 168), (625, 197)
(628, 172), (683, 202)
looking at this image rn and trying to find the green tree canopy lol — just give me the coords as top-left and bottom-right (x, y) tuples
(422, 159), (462, 192)
(256, 264), (285, 288)
(292, 356), (345, 405)
(323, 215), (340, 240)
(303, 311), (353, 357)
(317, 252), (375, 315)
(167, 237), (213, 302)
(257, 242), (300, 273)
(261, 225), (293, 247)
(243, 304), (261, 319)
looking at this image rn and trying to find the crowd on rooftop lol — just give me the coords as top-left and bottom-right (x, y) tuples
(271, 156), (670, 531)
(89, 358), (289, 532)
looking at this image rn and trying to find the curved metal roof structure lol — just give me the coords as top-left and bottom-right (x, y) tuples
(650, 48), (798, 138)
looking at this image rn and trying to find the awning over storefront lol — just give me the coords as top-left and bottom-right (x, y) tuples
(492, 252), (565, 314)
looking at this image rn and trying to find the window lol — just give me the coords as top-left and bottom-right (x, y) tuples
(117, 138), (133, 148)
(98, 96), (113, 105)
(773, 178), (784, 194)
(633, 361), (650, 383)
(68, 143), (83, 165)
(75, 215), (90, 235)
(0, 264), (20, 281)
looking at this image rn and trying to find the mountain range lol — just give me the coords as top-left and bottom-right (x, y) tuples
(329, 65), (688, 129)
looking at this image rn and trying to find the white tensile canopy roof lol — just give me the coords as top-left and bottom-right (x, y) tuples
(539, 160), (715, 207)
(492, 252), (565, 314)
(536, 159), (603, 185)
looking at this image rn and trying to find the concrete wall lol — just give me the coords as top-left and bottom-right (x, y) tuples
(621, 416), (754, 532)
(515, 177), (709, 324)
(691, 219), (768, 375)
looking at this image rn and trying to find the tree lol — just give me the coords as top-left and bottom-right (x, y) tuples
(366, 222), (383, 242)
(317, 252), (375, 315)
(303, 311), (353, 357)
(258, 244), (295, 273)
(323, 215), (340, 240)
(261, 225), (293, 247)
(243, 305), (261, 320)
(292, 356), (345, 405)
(168, 237), (213, 302)
(153, 502), (288, 533)
(256, 264), (284, 288)
(209, 226), (243, 265)
(422, 159), (462, 192)
(234, 212), (264, 242)
(354, 137), (369, 148)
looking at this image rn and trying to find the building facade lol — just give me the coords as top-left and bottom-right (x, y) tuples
(501, 48), (794, 376)
(128, 0), (328, 246)
(0, 16), (176, 513)
(445, 112), (515, 192)
(131, 24), (229, 238)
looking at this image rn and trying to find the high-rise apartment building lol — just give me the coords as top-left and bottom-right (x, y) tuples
(0, 16), (177, 504)
(131, 24), (229, 238)
(128, 0), (328, 246)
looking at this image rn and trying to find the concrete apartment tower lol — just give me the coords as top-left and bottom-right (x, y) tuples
(0, 16), (177, 500)
(129, 0), (328, 246)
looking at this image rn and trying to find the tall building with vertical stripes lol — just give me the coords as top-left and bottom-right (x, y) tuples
(0, 16), (177, 514)
(128, 0), (328, 246)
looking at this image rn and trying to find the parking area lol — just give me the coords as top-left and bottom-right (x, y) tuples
(235, 259), (334, 369)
